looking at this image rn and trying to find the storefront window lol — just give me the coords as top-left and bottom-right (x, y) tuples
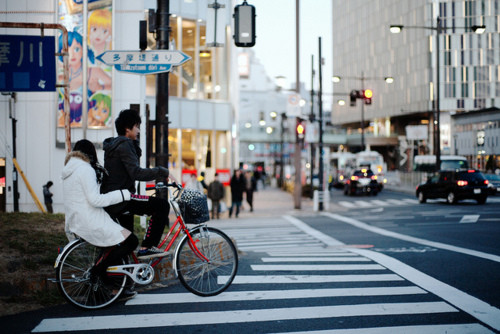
(169, 16), (179, 97)
(182, 19), (196, 98)
(145, 16), (228, 101)
(168, 129), (179, 169)
(199, 24), (212, 100)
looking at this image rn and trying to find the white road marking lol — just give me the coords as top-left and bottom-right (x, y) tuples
(321, 212), (500, 263)
(293, 213), (500, 331)
(460, 215), (480, 223)
(32, 302), (457, 332)
(251, 264), (385, 271)
(269, 323), (494, 334)
(126, 286), (427, 305)
(260, 257), (371, 262)
(224, 274), (404, 284)
(338, 201), (356, 208)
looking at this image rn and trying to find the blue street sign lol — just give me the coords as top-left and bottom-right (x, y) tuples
(0, 35), (56, 92)
(96, 50), (191, 75)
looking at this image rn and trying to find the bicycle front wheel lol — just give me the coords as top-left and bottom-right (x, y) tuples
(56, 240), (126, 309)
(176, 226), (238, 296)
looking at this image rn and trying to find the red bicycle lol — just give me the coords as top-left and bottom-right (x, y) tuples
(53, 181), (238, 309)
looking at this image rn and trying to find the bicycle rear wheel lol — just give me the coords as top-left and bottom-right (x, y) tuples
(176, 226), (238, 296)
(56, 240), (126, 309)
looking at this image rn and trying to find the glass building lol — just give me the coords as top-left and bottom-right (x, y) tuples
(331, 0), (498, 170)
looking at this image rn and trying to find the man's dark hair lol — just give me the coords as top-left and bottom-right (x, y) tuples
(115, 109), (141, 135)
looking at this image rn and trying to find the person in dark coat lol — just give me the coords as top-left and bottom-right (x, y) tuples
(207, 173), (224, 219)
(244, 171), (257, 212)
(43, 181), (54, 213)
(229, 169), (244, 218)
(101, 109), (170, 259)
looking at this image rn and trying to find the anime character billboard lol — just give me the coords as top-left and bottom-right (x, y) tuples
(57, 0), (112, 128)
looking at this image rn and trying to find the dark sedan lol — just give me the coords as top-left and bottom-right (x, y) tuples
(484, 173), (500, 195)
(344, 169), (380, 196)
(416, 169), (490, 204)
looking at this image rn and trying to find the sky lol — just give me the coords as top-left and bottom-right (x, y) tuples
(248, 0), (333, 94)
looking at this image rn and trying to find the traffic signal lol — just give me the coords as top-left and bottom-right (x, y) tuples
(363, 89), (373, 105)
(349, 90), (358, 106)
(296, 118), (305, 143)
(233, 1), (256, 47)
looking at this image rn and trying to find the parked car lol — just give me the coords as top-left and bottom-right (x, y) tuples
(416, 169), (490, 204)
(344, 168), (380, 196)
(484, 173), (500, 195)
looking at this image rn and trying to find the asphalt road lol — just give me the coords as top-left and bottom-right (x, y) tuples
(2, 188), (500, 333)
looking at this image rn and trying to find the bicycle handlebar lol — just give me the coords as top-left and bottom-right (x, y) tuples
(145, 181), (183, 200)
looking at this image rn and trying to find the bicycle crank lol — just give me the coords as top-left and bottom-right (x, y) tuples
(107, 263), (155, 285)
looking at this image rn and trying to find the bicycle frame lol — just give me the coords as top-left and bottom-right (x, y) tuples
(109, 182), (211, 284)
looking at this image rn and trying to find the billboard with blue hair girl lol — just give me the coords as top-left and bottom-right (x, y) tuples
(57, 2), (112, 128)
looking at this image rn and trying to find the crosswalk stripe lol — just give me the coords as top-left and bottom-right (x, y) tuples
(126, 286), (428, 305)
(261, 257), (371, 262)
(339, 201), (356, 208)
(402, 198), (419, 204)
(371, 200), (390, 206)
(270, 323), (495, 334)
(386, 199), (408, 205)
(240, 243), (324, 251)
(337, 198), (420, 208)
(251, 264), (385, 271)
(266, 252), (359, 257)
(223, 274), (404, 284)
(32, 302), (458, 332)
(355, 200), (373, 207)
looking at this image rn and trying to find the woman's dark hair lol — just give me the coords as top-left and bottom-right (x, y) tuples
(46, 181), (53, 187)
(115, 109), (141, 136)
(73, 139), (108, 183)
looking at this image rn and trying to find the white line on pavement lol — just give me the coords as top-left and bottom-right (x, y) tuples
(32, 302), (456, 332)
(251, 264), (385, 271)
(269, 323), (494, 334)
(292, 213), (500, 331)
(260, 257), (370, 262)
(224, 274), (404, 284)
(321, 212), (500, 263)
(126, 286), (427, 305)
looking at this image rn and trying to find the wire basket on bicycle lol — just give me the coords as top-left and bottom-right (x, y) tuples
(177, 188), (210, 224)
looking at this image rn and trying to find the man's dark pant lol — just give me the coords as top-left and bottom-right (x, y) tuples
(113, 195), (169, 248)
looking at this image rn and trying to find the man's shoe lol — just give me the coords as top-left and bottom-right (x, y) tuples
(118, 288), (137, 301)
(137, 247), (169, 259)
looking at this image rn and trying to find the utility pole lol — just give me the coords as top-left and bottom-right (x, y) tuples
(8, 93), (19, 211)
(309, 54), (315, 198)
(155, 0), (170, 169)
(318, 37), (324, 211)
(294, 0), (301, 209)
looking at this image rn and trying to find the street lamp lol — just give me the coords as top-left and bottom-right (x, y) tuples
(333, 74), (394, 151)
(390, 20), (485, 171)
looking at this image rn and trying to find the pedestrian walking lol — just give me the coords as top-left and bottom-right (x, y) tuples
(208, 173), (224, 219)
(43, 181), (54, 213)
(229, 169), (244, 218)
(244, 171), (257, 212)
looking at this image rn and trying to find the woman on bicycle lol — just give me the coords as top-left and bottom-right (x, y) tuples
(61, 139), (138, 285)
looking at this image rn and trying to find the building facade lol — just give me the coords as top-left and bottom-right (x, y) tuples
(331, 0), (499, 171)
(0, 0), (239, 212)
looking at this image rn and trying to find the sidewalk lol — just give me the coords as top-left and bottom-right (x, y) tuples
(213, 186), (315, 221)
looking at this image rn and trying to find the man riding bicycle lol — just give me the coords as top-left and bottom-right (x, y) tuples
(101, 109), (170, 259)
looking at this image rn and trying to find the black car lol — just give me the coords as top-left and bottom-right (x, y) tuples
(484, 173), (500, 195)
(344, 169), (380, 196)
(416, 169), (490, 204)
